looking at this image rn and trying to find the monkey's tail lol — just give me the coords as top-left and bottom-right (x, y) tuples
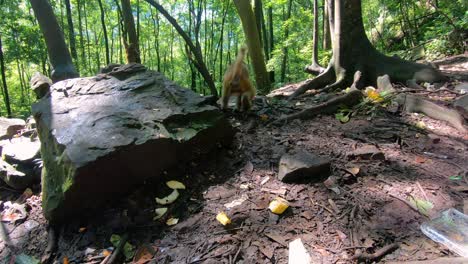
(234, 45), (248, 66)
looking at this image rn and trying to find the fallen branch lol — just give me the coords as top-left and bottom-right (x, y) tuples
(388, 257), (468, 264)
(353, 242), (399, 262)
(275, 89), (362, 125)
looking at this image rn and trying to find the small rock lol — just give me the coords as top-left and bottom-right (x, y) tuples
(30, 72), (52, 99)
(0, 160), (34, 190)
(347, 145), (385, 160)
(377, 75), (395, 93)
(2, 136), (41, 164)
(0, 117), (25, 140)
(454, 83), (468, 94)
(23, 220), (40, 231)
(278, 151), (331, 183)
(454, 94), (468, 112)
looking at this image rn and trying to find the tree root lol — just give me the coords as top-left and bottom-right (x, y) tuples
(274, 89), (362, 125)
(41, 224), (59, 264)
(394, 94), (467, 133)
(304, 63), (326, 75)
(319, 76), (347, 93)
(352, 242), (399, 262)
(289, 66), (335, 99)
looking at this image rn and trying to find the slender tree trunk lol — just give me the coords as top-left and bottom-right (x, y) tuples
(64, 0), (78, 72)
(305, 0), (325, 74)
(267, 6), (275, 82)
(149, 7), (161, 72)
(233, 0), (271, 92)
(322, 0), (331, 49)
(29, 0), (78, 82)
(0, 35), (12, 117)
(280, 0), (293, 83)
(145, 0), (218, 96)
(121, 0), (141, 63)
(77, 0), (86, 74)
(97, 0), (110, 65)
(84, 1), (92, 72)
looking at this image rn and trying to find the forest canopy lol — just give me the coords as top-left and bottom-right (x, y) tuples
(0, 0), (466, 117)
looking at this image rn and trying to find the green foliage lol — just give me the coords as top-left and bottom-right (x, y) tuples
(0, 0), (465, 118)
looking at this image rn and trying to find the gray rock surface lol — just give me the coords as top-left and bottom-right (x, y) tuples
(278, 151), (331, 183)
(0, 118), (25, 140)
(32, 64), (235, 222)
(30, 72), (52, 99)
(0, 160), (33, 190)
(454, 94), (468, 112)
(2, 136), (40, 165)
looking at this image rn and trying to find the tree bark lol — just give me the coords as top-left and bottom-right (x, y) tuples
(77, 0), (86, 73)
(322, 0), (331, 50)
(97, 0), (110, 65)
(144, 0), (217, 96)
(121, 0), (141, 63)
(267, 6), (275, 82)
(280, 0), (292, 83)
(0, 34), (11, 117)
(305, 0), (325, 75)
(64, 0), (78, 72)
(29, 0), (78, 82)
(289, 0), (446, 99)
(234, 0), (271, 93)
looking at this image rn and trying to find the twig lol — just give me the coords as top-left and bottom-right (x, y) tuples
(106, 233), (129, 264)
(232, 244), (242, 263)
(353, 242), (399, 262)
(387, 257), (468, 264)
(310, 197), (334, 215)
(416, 181), (429, 201)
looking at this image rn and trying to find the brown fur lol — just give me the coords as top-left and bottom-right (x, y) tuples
(221, 46), (256, 111)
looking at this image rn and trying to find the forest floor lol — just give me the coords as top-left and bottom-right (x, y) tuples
(1, 55), (467, 264)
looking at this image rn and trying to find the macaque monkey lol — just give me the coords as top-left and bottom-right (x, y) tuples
(221, 46), (256, 111)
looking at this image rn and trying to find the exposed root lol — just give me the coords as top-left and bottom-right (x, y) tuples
(274, 89), (362, 125)
(289, 67), (335, 99)
(319, 76), (347, 93)
(394, 94), (467, 133)
(304, 63), (326, 75)
(41, 224), (59, 264)
(353, 242), (399, 262)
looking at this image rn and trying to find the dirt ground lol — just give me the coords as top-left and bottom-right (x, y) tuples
(0, 55), (467, 263)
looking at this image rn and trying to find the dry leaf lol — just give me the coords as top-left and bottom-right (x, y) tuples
(415, 156), (427, 163)
(133, 244), (156, 264)
(166, 180), (186, 190)
(153, 208), (168, 220)
(155, 189), (179, 205)
(166, 217), (179, 226)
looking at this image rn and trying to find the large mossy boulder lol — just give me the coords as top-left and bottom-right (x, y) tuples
(32, 64), (235, 223)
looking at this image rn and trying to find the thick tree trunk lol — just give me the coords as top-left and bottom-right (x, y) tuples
(234, 0), (271, 93)
(64, 0), (78, 71)
(290, 0), (446, 99)
(0, 35), (11, 117)
(144, 0), (218, 96)
(97, 0), (110, 65)
(121, 0), (141, 64)
(29, 0), (78, 82)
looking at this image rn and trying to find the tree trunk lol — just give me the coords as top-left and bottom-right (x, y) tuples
(149, 7), (161, 72)
(290, 0), (446, 99)
(121, 0), (141, 63)
(64, 0), (78, 71)
(305, 0), (325, 75)
(0, 34), (11, 117)
(280, 0), (293, 83)
(29, 0), (78, 82)
(144, 0), (218, 96)
(77, 0), (86, 73)
(97, 0), (110, 65)
(233, 0), (271, 93)
(267, 6), (275, 82)
(322, 0), (331, 50)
